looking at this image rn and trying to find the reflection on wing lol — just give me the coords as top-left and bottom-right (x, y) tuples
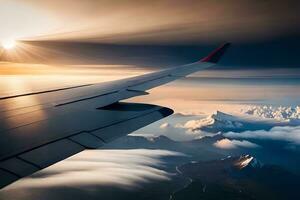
(0, 43), (230, 188)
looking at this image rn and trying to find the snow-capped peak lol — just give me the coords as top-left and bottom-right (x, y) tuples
(211, 111), (236, 121)
(235, 155), (261, 169)
(242, 105), (300, 121)
(177, 110), (243, 133)
(210, 111), (243, 129)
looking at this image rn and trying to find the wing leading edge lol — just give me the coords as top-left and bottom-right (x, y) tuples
(0, 43), (230, 188)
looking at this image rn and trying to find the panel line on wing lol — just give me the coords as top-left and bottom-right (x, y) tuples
(0, 167), (21, 178)
(67, 137), (88, 148)
(0, 84), (94, 100)
(16, 156), (42, 169)
(0, 104), (163, 161)
(54, 91), (119, 107)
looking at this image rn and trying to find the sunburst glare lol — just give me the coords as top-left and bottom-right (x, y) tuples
(1, 39), (16, 50)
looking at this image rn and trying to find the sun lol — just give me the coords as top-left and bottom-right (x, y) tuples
(1, 39), (16, 50)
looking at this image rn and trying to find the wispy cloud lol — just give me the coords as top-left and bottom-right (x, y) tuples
(6, 149), (183, 190)
(224, 126), (300, 145)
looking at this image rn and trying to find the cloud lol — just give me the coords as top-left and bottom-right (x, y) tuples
(177, 111), (243, 132)
(214, 138), (259, 149)
(6, 149), (183, 190)
(152, 111), (244, 141)
(160, 122), (170, 129)
(143, 107), (300, 142)
(157, 121), (215, 141)
(177, 118), (212, 131)
(158, 123), (208, 141)
(12, 0), (300, 43)
(224, 126), (300, 145)
(242, 105), (300, 121)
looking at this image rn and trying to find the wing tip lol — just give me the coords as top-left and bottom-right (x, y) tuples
(200, 42), (231, 63)
(159, 107), (174, 117)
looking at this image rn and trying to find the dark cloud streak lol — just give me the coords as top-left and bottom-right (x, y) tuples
(24, 0), (300, 44)
(1, 36), (298, 70)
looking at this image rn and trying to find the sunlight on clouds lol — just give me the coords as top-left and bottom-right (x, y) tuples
(155, 114), (217, 141)
(242, 105), (300, 121)
(214, 138), (259, 149)
(175, 111), (242, 132)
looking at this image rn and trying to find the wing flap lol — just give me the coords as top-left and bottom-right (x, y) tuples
(69, 132), (105, 149)
(18, 139), (84, 169)
(0, 158), (39, 177)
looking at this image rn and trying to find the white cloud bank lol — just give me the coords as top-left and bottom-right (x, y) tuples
(154, 115), (215, 141)
(242, 105), (300, 121)
(160, 122), (170, 129)
(178, 111), (243, 131)
(214, 138), (260, 149)
(148, 105), (300, 142)
(157, 111), (243, 141)
(225, 126), (300, 145)
(6, 149), (183, 190)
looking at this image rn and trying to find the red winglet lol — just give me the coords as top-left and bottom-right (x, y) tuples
(200, 43), (231, 63)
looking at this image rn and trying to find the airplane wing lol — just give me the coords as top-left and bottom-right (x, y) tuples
(0, 43), (230, 188)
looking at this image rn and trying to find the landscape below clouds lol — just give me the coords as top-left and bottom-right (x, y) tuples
(2, 102), (300, 200)
(132, 103), (300, 172)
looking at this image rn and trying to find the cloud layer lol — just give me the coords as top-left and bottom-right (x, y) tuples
(242, 105), (300, 121)
(2, 0), (300, 43)
(156, 111), (244, 141)
(225, 126), (300, 145)
(178, 111), (243, 131)
(214, 138), (260, 149)
(5, 149), (183, 190)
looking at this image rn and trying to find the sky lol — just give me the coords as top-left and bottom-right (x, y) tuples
(0, 0), (300, 69)
(1, 0), (299, 43)
(0, 1), (300, 199)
